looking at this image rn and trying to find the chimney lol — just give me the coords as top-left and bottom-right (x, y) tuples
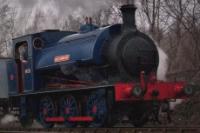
(120, 4), (137, 30)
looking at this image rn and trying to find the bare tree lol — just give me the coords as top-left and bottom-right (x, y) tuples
(140, 0), (165, 43)
(164, 0), (200, 68)
(62, 15), (82, 31)
(0, 0), (16, 57)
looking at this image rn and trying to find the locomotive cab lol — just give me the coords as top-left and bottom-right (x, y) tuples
(11, 30), (77, 94)
(13, 35), (34, 94)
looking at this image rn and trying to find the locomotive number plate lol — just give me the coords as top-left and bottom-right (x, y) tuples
(54, 54), (70, 63)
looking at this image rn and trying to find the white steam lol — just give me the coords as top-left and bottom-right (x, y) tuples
(170, 99), (183, 110)
(155, 45), (183, 110)
(157, 46), (168, 81)
(0, 114), (18, 125)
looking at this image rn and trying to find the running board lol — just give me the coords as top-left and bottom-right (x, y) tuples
(46, 116), (93, 122)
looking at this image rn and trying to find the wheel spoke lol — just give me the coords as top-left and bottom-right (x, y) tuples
(38, 96), (56, 128)
(60, 95), (78, 127)
(86, 93), (107, 127)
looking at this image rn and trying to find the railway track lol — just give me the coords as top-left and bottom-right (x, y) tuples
(0, 127), (200, 133)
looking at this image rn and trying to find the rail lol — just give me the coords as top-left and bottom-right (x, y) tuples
(0, 127), (200, 133)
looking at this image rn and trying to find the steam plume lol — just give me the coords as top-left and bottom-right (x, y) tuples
(157, 46), (168, 81)
(0, 114), (18, 125)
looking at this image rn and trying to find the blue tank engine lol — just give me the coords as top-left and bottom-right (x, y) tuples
(0, 4), (192, 128)
(33, 5), (158, 87)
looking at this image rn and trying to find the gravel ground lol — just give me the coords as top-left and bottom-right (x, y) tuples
(171, 91), (200, 126)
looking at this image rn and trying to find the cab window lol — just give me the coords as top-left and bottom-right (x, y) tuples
(15, 42), (28, 62)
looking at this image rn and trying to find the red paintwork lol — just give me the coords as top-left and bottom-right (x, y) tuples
(115, 81), (186, 101)
(92, 105), (97, 114)
(45, 116), (93, 122)
(45, 117), (65, 122)
(68, 116), (93, 122)
(115, 72), (187, 102)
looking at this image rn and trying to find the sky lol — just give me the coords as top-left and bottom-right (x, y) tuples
(10, 0), (112, 15)
(5, 0), (118, 33)
(1, 0), (149, 34)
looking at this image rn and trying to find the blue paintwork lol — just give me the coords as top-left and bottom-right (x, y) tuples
(20, 96), (27, 119)
(32, 31), (76, 91)
(23, 60), (33, 92)
(35, 25), (121, 71)
(7, 60), (17, 95)
(86, 89), (107, 127)
(6, 24), (121, 96)
(38, 97), (55, 128)
(12, 36), (34, 93)
(0, 59), (9, 98)
(80, 24), (98, 33)
(10, 30), (73, 95)
(0, 59), (17, 97)
(33, 30), (76, 48)
(60, 96), (78, 127)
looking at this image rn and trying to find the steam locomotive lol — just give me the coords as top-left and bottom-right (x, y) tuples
(0, 4), (194, 128)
